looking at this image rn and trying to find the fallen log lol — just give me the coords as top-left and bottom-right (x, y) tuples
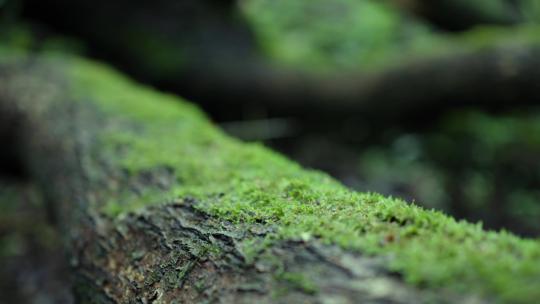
(1, 51), (539, 303)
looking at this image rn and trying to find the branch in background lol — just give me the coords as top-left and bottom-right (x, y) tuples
(390, 0), (522, 31)
(15, 0), (540, 127)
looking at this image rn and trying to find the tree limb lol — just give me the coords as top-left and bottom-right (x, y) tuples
(1, 53), (539, 303)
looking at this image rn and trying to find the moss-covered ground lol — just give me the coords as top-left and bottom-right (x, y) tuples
(56, 55), (540, 303)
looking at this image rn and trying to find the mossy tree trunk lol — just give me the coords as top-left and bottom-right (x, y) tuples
(1, 53), (539, 303)
(0, 56), (439, 303)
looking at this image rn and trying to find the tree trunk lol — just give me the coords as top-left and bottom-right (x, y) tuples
(0, 55), (436, 304)
(1, 52), (539, 303)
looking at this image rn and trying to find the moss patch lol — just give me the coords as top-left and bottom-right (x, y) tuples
(277, 272), (318, 295)
(58, 57), (540, 302)
(241, 0), (540, 72)
(241, 0), (436, 71)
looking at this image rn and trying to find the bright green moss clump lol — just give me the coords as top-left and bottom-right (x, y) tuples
(241, 0), (436, 71)
(241, 0), (540, 72)
(66, 58), (540, 303)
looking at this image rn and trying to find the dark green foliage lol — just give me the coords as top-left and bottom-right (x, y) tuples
(241, 0), (434, 70)
(356, 110), (540, 236)
(242, 0), (540, 71)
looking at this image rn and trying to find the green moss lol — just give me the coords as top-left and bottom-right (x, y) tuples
(0, 22), (86, 56)
(241, 0), (540, 72)
(0, 23), (34, 54)
(449, 25), (540, 50)
(241, 0), (437, 71)
(103, 189), (169, 218)
(194, 279), (206, 293)
(277, 272), (318, 295)
(57, 57), (540, 302)
(521, 0), (540, 23)
(162, 261), (195, 290)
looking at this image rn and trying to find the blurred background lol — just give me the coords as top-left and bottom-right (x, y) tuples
(1, 0), (540, 302)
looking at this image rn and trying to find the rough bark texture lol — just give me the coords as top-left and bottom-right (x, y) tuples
(1, 53), (539, 303)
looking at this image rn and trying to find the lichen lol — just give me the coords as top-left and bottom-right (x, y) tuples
(59, 57), (540, 303)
